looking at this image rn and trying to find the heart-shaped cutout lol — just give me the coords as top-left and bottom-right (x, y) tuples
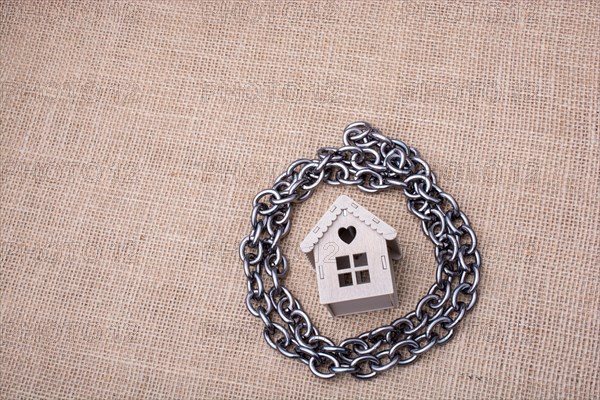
(338, 226), (357, 244)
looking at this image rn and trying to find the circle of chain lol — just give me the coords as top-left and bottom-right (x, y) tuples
(239, 122), (481, 379)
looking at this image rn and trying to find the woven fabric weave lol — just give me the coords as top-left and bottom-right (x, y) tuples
(1, 1), (598, 398)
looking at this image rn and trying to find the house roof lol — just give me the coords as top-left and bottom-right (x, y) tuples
(299, 195), (397, 253)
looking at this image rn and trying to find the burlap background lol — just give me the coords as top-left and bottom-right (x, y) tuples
(1, 1), (598, 399)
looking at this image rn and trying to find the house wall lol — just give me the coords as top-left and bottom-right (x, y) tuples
(314, 211), (396, 305)
(328, 294), (398, 317)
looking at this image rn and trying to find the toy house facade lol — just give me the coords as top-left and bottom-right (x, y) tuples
(300, 195), (400, 316)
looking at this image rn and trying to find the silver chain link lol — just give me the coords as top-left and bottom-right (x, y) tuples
(239, 122), (481, 379)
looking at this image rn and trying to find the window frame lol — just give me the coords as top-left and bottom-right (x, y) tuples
(335, 252), (370, 287)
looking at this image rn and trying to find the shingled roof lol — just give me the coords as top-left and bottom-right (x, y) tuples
(299, 195), (397, 253)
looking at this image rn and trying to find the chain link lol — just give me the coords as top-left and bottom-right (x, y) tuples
(240, 122), (481, 379)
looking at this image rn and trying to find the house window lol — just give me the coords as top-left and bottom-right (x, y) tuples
(336, 252), (370, 287)
(353, 253), (368, 267)
(336, 256), (351, 270)
(356, 269), (370, 284)
(338, 273), (353, 287)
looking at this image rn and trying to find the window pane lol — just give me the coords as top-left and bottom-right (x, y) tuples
(338, 272), (353, 287)
(356, 270), (370, 284)
(336, 255), (350, 270)
(353, 252), (368, 267)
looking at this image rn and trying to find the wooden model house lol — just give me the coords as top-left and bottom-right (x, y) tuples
(300, 195), (400, 316)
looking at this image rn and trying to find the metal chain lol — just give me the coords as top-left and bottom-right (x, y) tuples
(239, 122), (481, 379)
